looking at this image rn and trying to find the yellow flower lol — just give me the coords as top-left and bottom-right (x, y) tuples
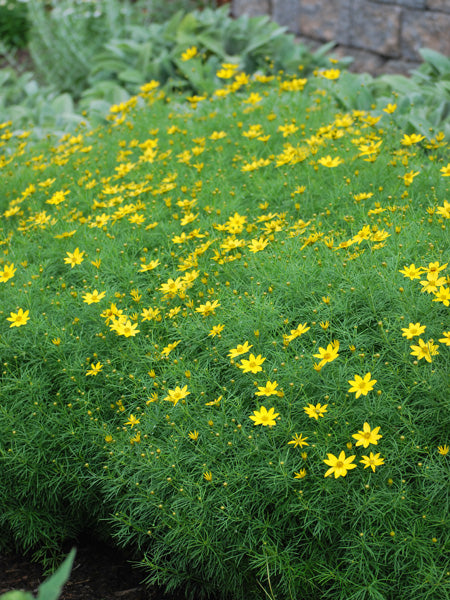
(313, 340), (339, 367)
(181, 46), (197, 61)
(348, 373), (377, 398)
(255, 381), (279, 397)
(399, 263), (424, 281)
(360, 452), (385, 472)
(130, 289), (142, 303)
(324, 451), (357, 478)
(208, 324), (225, 337)
(402, 170), (420, 187)
(401, 133), (425, 146)
(383, 103), (397, 114)
(294, 469), (306, 479)
(112, 319), (140, 338)
(0, 263), (16, 282)
(139, 259), (160, 272)
(86, 362), (103, 376)
(7, 308), (29, 328)
(195, 300), (220, 316)
(141, 307), (161, 322)
(247, 236), (269, 253)
(161, 340), (181, 356)
(130, 432), (141, 444)
(205, 395), (222, 406)
(82, 289), (106, 304)
(288, 433), (309, 448)
(64, 247), (85, 268)
(51, 338), (61, 346)
(228, 342), (253, 359)
(203, 471), (213, 481)
(303, 403), (328, 420)
(318, 155), (343, 168)
(432, 286), (450, 306)
(352, 423), (382, 448)
(410, 338), (439, 363)
(238, 353), (266, 374)
(284, 322), (310, 344)
(437, 445), (449, 456)
(401, 322), (426, 339)
(249, 406), (279, 427)
(438, 331), (450, 346)
(124, 414), (140, 428)
(188, 430), (199, 440)
(319, 68), (340, 80)
(440, 163), (450, 176)
(163, 385), (190, 406)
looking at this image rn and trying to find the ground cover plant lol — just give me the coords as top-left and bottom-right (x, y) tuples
(0, 57), (449, 600)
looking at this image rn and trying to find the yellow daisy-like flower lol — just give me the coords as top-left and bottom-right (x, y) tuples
(294, 469), (306, 479)
(437, 445), (449, 456)
(82, 289), (106, 304)
(313, 340), (339, 367)
(319, 68), (340, 80)
(303, 403), (328, 420)
(86, 362), (103, 376)
(228, 341), (253, 359)
(399, 263), (424, 280)
(181, 46), (197, 61)
(348, 373), (377, 398)
(160, 340), (181, 357)
(163, 385), (190, 406)
(0, 263), (16, 282)
(352, 423), (382, 448)
(401, 322), (426, 339)
(7, 308), (29, 328)
(438, 331), (450, 346)
(360, 452), (385, 472)
(401, 133), (425, 146)
(255, 381), (279, 397)
(318, 155), (343, 168)
(249, 406), (279, 427)
(288, 433), (309, 448)
(238, 353), (266, 374)
(124, 414), (140, 428)
(410, 338), (439, 363)
(324, 451), (357, 478)
(64, 247), (85, 268)
(208, 324), (225, 337)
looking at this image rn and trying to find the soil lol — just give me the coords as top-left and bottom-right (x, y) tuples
(0, 535), (178, 600)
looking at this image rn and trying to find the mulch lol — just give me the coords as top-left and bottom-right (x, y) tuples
(0, 536), (177, 600)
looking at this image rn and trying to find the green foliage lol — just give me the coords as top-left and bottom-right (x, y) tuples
(0, 549), (76, 600)
(0, 1), (29, 49)
(330, 49), (450, 138)
(0, 68), (449, 600)
(26, 2), (348, 99)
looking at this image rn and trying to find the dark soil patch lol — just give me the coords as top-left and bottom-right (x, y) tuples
(0, 536), (177, 600)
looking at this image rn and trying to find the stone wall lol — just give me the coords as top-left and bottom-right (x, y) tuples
(231, 0), (450, 75)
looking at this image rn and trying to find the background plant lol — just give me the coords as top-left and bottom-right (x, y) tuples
(0, 0), (29, 50)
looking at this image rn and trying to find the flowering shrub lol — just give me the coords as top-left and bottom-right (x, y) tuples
(0, 63), (448, 600)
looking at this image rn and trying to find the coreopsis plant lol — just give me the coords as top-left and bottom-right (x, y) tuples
(0, 50), (448, 600)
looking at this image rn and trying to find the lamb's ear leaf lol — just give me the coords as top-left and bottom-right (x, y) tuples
(36, 548), (76, 600)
